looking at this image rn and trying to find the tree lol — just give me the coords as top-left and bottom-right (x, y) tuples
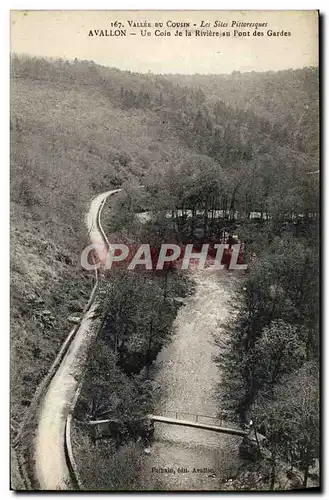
(100, 270), (177, 374)
(217, 319), (307, 422)
(252, 363), (319, 489)
(75, 339), (153, 440)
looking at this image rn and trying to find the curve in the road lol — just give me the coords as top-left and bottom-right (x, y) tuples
(34, 189), (120, 490)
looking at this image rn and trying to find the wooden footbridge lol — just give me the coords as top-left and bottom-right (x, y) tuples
(87, 409), (250, 438)
(148, 410), (249, 437)
(148, 414), (248, 437)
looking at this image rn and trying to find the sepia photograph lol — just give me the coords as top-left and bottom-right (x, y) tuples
(10, 9), (320, 491)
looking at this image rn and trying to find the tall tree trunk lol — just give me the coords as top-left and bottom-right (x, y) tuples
(245, 193), (248, 220)
(163, 271), (168, 302)
(270, 457), (276, 490)
(252, 420), (262, 458)
(191, 206), (196, 237)
(172, 210), (176, 232)
(204, 200), (208, 236)
(303, 465), (309, 488)
(230, 185), (238, 220)
(114, 303), (123, 355)
(146, 319), (153, 379)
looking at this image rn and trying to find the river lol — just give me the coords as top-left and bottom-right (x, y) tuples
(138, 270), (244, 491)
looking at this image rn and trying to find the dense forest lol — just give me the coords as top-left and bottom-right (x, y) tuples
(11, 54), (319, 490)
(169, 69), (319, 158)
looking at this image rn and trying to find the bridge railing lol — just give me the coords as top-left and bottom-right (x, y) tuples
(155, 409), (242, 430)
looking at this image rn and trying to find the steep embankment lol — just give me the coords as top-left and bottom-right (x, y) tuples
(139, 271), (244, 491)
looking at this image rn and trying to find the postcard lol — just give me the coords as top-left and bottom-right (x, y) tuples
(10, 10), (319, 491)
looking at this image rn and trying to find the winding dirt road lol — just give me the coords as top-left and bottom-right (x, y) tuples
(34, 190), (119, 490)
(139, 271), (243, 491)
